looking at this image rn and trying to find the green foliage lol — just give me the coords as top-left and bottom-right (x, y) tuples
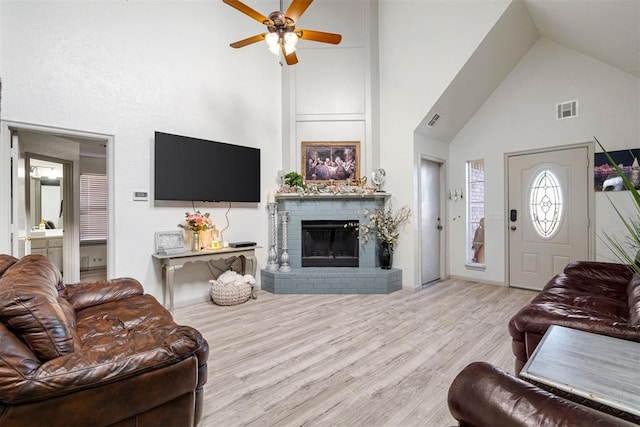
(595, 136), (640, 274)
(346, 201), (411, 245)
(284, 171), (303, 187)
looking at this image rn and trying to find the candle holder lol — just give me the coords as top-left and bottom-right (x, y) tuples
(279, 210), (291, 272)
(266, 203), (279, 271)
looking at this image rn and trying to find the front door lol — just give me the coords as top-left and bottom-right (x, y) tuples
(508, 146), (590, 290)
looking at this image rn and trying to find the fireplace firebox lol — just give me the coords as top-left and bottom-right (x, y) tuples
(301, 220), (359, 267)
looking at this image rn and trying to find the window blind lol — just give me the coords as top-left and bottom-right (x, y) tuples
(80, 173), (107, 242)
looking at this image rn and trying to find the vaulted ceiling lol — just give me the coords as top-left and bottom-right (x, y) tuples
(417, 0), (640, 141)
(524, 0), (639, 79)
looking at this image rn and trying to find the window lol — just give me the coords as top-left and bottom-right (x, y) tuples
(467, 160), (485, 264)
(529, 169), (562, 238)
(80, 173), (107, 242)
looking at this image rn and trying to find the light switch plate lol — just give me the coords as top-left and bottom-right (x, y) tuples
(133, 191), (149, 201)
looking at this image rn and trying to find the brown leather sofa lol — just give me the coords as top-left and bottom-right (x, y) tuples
(448, 362), (633, 427)
(0, 254), (209, 426)
(508, 261), (640, 373)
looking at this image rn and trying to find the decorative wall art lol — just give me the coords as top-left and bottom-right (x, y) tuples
(594, 148), (640, 191)
(302, 141), (360, 183)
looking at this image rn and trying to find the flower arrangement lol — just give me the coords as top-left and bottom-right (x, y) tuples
(177, 211), (213, 233)
(349, 201), (411, 245)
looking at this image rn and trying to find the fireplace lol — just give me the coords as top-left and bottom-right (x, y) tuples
(261, 194), (402, 294)
(301, 220), (359, 267)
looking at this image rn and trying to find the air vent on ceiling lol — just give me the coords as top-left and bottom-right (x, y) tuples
(556, 100), (578, 120)
(427, 113), (441, 127)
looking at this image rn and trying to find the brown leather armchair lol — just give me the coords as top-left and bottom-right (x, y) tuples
(448, 362), (632, 427)
(0, 254), (208, 426)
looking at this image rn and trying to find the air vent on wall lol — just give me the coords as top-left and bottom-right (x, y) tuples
(556, 100), (578, 120)
(427, 113), (441, 127)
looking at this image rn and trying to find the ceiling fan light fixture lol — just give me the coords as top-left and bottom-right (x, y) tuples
(225, 0), (342, 65)
(265, 32), (280, 55)
(283, 31), (298, 55)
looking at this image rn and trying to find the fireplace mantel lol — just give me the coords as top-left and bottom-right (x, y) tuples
(275, 192), (390, 201)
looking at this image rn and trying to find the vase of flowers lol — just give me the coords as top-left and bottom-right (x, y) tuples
(347, 201), (411, 269)
(178, 211), (213, 251)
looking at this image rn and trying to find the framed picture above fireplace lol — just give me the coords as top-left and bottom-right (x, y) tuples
(302, 141), (360, 183)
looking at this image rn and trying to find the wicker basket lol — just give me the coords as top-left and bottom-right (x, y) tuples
(210, 281), (253, 306)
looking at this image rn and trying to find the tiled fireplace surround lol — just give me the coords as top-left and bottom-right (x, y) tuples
(261, 194), (402, 294)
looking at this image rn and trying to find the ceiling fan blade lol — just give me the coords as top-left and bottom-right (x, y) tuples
(230, 33), (266, 48)
(285, 0), (313, 23)
(223, 0), (271, 25)
(296, 29), (342, 44)
(282, 45), (298, 65)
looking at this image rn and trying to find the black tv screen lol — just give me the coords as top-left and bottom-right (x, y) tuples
(154, 132), (261, 202)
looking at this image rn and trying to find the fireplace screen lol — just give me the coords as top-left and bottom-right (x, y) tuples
(301, 220), (359, 267)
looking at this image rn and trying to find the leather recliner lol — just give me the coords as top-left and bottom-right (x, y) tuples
(0, 253), (209, 426)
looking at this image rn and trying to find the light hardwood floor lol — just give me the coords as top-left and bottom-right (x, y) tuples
(79, 267), (107, 282)
(173, 279), (536, 427)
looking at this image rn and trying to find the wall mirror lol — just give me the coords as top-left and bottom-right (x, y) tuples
(29, 158), (64, 230)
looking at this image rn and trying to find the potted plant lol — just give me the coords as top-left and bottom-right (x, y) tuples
(284, 171), (303, 188)
(348, 201), (411, 269)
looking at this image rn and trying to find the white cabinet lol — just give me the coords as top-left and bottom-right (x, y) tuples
(31, 236), (63, 272)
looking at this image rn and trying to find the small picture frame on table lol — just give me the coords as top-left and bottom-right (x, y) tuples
(155, 231), (185, 255)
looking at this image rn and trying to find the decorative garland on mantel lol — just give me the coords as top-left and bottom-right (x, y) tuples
(276, 184), (389, 198)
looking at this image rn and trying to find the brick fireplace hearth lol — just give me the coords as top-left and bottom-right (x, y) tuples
(260, 194), (402, 294)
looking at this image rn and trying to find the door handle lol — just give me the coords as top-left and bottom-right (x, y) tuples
(510, 225), (517, 231)
(437, 217), (443, 230)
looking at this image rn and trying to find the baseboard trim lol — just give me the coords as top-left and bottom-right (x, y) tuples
(448, 275), (507, 287)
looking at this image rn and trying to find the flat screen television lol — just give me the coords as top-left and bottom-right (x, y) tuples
(154, 131), (261, 202)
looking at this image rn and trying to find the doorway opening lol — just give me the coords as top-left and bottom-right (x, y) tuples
(2, 121), (113, 283)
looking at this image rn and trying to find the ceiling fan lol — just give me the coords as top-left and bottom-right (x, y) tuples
(223, 0), (342, 65)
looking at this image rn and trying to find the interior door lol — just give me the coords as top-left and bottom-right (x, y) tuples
(508, 146), (589, 290)
(420, 158), (442, 285)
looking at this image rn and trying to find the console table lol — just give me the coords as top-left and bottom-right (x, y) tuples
(520, 325), (640, 422)
(152, 247), (259, 312)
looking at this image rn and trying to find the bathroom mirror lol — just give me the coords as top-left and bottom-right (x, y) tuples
(29, 158), (64, 230)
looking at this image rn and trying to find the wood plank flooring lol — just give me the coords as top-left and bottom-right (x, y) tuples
(173, 279), (536, 427)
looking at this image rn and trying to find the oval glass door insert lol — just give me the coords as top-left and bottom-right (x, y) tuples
(529, 169), (562, 238)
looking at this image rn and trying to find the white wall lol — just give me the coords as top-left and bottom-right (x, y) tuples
(379, 0), (510, 288)
(448, 38), (640, 283)
(285, 0), (376, 175)
(1, 1), (281, 305)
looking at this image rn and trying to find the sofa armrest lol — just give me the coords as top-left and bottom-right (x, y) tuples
(62, 277), (144, 310)
(448, 362), (625, 427)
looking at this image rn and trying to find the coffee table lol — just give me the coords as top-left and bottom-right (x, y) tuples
(520, 325), (640, 420)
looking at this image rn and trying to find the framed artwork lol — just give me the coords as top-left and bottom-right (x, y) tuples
(594, 148), (640, 191)
(302, 141), (360, 183)
(155, 231), (185, 255)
